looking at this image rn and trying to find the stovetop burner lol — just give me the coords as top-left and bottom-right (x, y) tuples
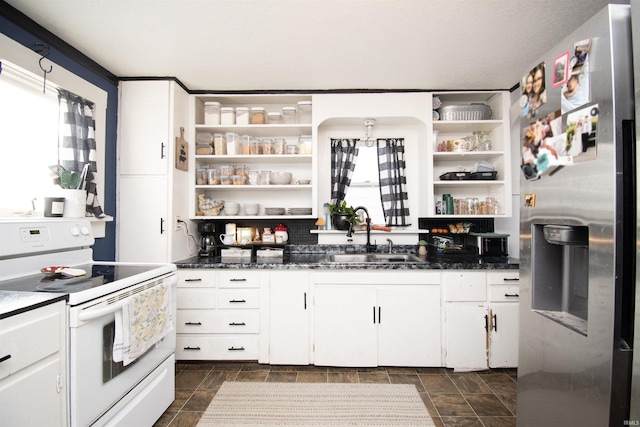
(0, 263), (163, 294)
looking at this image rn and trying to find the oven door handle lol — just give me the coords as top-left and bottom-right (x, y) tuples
(78, 301), (125, 322)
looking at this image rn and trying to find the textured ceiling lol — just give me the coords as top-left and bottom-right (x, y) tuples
(4, 0), (624, 92)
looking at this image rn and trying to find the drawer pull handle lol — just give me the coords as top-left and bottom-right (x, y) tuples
(185, 278), (202, 282)
(503, 278), (519, 282)
(183, 346), (201, 351)
(229, 299), (246, 303)
(0, 354), (11, 363)
(230, 278), (247, 282)
(504, 293), (519, 298)
(229, 322), (246, 326)
(185, 322), (202, 325)
(229, 346), (245, 351)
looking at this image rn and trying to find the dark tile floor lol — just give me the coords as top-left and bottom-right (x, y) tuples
(154, 362), (517, 427)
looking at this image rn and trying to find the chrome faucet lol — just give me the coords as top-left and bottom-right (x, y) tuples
(386, 238), (393, 254)
(347, 206), (375, 253)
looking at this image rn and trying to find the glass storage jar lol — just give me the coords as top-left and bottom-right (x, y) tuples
(267, 112), (283, 124)
(221, 107), (236, 125)
(297, 101), (312, 123)
(250, 107), (266, 124)
(213, 133), (227, 155)
(298, 135), (312, 154)
(282, 106), (297, 124)
(204, 102), (221, 125)
(235, 107), (250, 125)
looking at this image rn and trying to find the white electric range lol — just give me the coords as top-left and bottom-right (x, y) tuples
(0, 219), (177, 427)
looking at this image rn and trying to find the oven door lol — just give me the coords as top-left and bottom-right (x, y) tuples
(68, 273), (177, 427)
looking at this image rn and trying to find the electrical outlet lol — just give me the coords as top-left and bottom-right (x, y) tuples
(175, 215), (182, 231)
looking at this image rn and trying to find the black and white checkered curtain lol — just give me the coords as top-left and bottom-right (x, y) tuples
(58, 89), (104, 217)
(330, 138), (359, 204)
(377, 138), (411, 226)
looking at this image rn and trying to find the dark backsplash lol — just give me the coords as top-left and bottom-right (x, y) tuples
(201, 218), (319, 245)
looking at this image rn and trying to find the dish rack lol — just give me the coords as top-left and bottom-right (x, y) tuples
(439, 103), (492, 121)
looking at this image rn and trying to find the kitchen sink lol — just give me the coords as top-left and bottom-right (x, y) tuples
(369, 253), (423, 263)
(323, 253), (423, 263)
(323, 254), (372, 263)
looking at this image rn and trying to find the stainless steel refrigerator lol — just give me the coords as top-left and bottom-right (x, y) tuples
(518, 4), (637, 426)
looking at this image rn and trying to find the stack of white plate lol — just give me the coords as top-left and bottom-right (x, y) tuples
(288, 207), (312, 215)
(265, 207), (285, 215)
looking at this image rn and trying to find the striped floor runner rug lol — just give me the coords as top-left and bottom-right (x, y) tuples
(197, 381), (435, 426)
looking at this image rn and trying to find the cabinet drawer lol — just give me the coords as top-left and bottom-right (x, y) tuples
(486, 271), (519, 285)
(218, 271), (261, 288)
(177, 310), (260, 333)
(218, 289), (260, 308)
(489, 285), (520, 302)
(443, 271), (487, 302)
(0, 304), (62, 381)
(178, 270), (217, 288)
(176, 335), (259, 360)
(177, 288), (216, 309)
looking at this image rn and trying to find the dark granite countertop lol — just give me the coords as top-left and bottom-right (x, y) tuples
(175, 245), (519, 270)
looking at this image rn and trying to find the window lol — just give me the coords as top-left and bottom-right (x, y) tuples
(344, 143), (385, 224)
(0, 62), (59, 214)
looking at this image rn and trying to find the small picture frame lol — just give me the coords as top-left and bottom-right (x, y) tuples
(552, 51), (570, 88)
(262, 234), (275, 244)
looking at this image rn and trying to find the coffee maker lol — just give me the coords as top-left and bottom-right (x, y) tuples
(198, 222), (216, 257)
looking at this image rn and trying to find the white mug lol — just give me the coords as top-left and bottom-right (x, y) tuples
(219, 234), (235, 245)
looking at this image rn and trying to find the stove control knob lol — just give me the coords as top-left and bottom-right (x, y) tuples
(70, 227), (80, 236)
(80, 226), (90, 236)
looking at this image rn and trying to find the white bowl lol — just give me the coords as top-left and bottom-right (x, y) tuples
(225, 205), (240, 215)
(244, 203), (259, 215)
(269, 172), (292, 185)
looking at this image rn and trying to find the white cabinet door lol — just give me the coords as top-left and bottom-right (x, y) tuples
(119, 80), (170, 175)
(314, 286), (377, 367)
(445, 303), (488, 370)
(488, 303), (519, 368)
(377, 286), (441, 367)
(269, 271), (310, 365)
(118, 175), (169, 262)
(0, 358), (64, 427)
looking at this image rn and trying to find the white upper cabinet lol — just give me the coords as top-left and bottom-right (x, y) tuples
(119, 80), (172, 175)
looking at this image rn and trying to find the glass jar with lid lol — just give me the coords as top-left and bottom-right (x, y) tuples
(282, 106), (297, 124)
(267, 112), (283, 124)
(250, 107), (267, 124)
(220, 107), (236, 125)
(204, 102), (221, 125)
(297, 101), (312, 123)
(235, 107), (250, 125)
(298, 135), (312, 154)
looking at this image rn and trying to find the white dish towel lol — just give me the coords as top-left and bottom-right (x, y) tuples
(113, 281), (172, 366)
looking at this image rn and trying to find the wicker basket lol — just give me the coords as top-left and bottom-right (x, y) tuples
(439, 103), (492, 121)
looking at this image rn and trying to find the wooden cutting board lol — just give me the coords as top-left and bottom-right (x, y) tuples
(175, 127), (188, 171)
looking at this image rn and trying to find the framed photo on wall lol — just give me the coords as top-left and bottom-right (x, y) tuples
(552, 51), (570, 88)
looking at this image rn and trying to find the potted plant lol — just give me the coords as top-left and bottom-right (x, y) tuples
(328, 200), (360, 230)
